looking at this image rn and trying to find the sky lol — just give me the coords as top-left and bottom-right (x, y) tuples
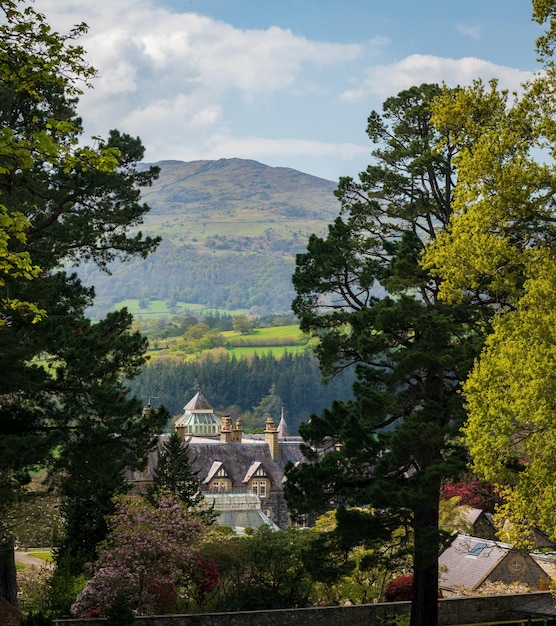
(33, 0), (543, 182)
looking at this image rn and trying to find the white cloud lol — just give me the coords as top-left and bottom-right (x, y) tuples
(29, 1), (538, 180)
(137, 131), (369, 166)
(201, 136), (368, 160)
(34, 0), (367, 154)
(341, 54), (535, 102)
(456, 23), (481, 40)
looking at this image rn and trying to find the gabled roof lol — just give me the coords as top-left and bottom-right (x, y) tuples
(461, 507), (486, 525)
(439, 534), (513, 591)
(203, 460), (226, 484)
(188, 441), (298, 490)
(243, 461), (266, 484)
(124, 433), (306, 487)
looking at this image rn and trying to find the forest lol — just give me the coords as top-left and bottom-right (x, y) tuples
(128, 350), (355, 434)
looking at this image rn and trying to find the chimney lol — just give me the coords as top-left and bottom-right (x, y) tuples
(231, 416), (243, 443)
(220, 413), (233, 443)
(265, 416), (279, 460)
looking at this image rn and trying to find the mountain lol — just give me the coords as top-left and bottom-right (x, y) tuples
(84, 158), (341, 318)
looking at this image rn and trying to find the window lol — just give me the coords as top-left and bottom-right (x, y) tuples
(509, 556), (525, 573)
(468, 543), (486, 556)
(252, 480), (268, 498)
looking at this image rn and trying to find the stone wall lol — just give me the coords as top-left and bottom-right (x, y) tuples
(54, 591), (550, 626)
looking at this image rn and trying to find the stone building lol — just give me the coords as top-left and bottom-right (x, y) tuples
(128, 391), (305, 531)
(439, 534), (550, 594)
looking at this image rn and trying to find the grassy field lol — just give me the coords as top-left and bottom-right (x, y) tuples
(146, 323), (313, 361)
(223, 325), (306, 346)
(111, 299), (247, 319)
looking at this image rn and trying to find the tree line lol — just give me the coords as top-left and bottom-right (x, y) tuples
(127, 351), (355, 434)
(84, 242), (299, 318)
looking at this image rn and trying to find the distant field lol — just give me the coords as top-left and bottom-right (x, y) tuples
(110, 299), (247, 319)
(145, 323), (313, 361)
(223, 325), (306, 347)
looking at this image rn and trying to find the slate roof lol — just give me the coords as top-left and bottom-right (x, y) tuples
(277, 414), (290, 438)
(125, 432), (306, 487)
(439, 534), (513, 591)
(461, 507), (488, 525)
(188, 439), (305, 490)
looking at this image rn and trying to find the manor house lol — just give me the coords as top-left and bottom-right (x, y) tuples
(128, 391), (305, 531)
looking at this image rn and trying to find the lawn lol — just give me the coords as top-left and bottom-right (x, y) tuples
(26, 549), (53, 562)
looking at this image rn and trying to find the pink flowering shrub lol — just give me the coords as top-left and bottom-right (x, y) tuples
(191, 553), (220, 605)
(71, 495), (218, 616)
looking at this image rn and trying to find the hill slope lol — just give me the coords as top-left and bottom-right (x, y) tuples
(84, 158), (341, 318)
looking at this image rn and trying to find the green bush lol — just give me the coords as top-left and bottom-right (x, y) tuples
(20, 611), (52, 626)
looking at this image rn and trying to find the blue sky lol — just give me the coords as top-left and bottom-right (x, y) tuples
(35, 0), (542, 181)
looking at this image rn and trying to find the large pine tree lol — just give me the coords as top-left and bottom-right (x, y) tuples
(285, 84), (484, 626)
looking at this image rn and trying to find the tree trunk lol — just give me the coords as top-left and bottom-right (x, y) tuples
(0, 536), (18, 606)
(410, 499), (440, 626)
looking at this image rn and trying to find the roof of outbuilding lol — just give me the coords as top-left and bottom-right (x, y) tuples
(439, 534), (512, 591)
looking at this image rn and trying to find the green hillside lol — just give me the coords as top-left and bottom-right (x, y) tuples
(84, 159), (340, 319)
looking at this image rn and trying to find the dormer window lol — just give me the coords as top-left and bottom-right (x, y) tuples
(243, 461), (271, 499)
(251, 479), (268, 498)
(204, 460), (232, 492)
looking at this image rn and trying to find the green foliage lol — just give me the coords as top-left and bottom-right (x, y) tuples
(71, 495), (212, 616)
(533, 0), (556, 59)
(43, 554), (87, 619)
(148, 432), (215, 523)
(127, 351), (356, 434)
(424, 57), (556, 546)
(20, 611), (52, 626)
(202, 526), (316, 611)
(105, 590), (135, 626)
(306, 510), (410, 606)
(232, 314), (254, 334)
(0, 0), (163, 595)
(11, 487), (63, 549)
(286, 84), (484, 626)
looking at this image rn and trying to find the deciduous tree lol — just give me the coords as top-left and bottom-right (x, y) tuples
(71, 495), (215, 616)
(423, 69), (556, 546)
